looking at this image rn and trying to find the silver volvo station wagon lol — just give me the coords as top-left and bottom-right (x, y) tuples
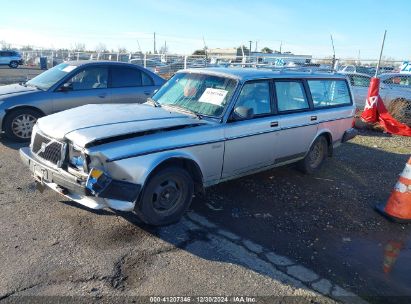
(20, 68), (357, 225)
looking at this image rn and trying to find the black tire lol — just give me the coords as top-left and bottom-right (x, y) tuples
(3, 108), (42, 142)
(135, 166), (194, 226)
(298, 136), (328, 174)
(9, 61), (18, 68)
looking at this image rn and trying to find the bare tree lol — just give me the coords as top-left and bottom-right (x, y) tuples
(118, 47), (127, 53)
(159, 45), (168, 54)
(73, 42), (86, 51)
(95, 43), (107, 53)
(0, 40), (12, 50)
(21, 45), (34, 51)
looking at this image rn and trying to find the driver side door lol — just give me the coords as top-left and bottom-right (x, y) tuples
(52, 65), (111, 113)
(222, 80), (278, 178)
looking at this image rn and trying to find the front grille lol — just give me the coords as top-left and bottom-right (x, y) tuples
(32, 132), (65, 166)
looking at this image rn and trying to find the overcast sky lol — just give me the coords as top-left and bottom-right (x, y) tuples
(0, 0), (409, 59)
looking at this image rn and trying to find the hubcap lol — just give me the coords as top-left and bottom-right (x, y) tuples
(152, 180), (182, 212)
(11, 114), (37, 139)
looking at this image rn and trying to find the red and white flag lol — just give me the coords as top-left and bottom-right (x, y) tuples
(361, 77), (411, 136)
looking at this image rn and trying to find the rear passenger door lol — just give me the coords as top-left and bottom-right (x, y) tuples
(273, 80), (318, 164)
(109, 66), (157, 104)
(223, 80), (278, 177)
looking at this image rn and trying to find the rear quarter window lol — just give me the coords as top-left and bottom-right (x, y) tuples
(308, 79), (352, 108)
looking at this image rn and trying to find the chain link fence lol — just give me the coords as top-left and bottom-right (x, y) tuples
(8, 50), (411, 125)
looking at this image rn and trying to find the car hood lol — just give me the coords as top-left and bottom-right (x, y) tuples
(36, 103), (207, 148)
(0, 84), (38, 98)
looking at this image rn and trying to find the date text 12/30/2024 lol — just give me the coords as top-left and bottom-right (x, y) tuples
(149, 296), (256, 303)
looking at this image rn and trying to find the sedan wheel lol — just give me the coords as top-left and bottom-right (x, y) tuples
(4, 109), (42, 142)
(9, 61), (18, 68)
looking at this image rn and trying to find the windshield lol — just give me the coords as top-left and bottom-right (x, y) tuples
(26, 63), (77, 90)
(152, 72), (238, 117)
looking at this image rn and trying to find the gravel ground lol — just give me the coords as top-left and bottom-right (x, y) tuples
(0, 66), (42, 85)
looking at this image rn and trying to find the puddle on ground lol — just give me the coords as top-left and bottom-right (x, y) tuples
(331, 233), (411, 298)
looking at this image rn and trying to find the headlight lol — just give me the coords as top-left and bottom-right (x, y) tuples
(68, 143), (87, 172)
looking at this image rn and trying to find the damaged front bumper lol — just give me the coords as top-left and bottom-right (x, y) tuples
(19, 147), (141, 211)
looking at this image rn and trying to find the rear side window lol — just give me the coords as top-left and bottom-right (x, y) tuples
(111, 67), (142, 88)
(275, 81), (309, 112)
(308, 80), (351, 108)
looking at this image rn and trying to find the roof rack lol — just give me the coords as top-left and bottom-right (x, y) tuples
(222, 62), (337, 74)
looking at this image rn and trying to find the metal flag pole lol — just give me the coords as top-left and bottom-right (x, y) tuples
(375, 30), (387, 78)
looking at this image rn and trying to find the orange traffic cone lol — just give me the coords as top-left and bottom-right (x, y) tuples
(382, 240), (403, 274)
(376, 157), (411, 223)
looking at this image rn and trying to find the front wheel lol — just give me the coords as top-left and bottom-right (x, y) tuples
(298, 136), (328, 174)
(3, 108), (42, 142)
(9, 61), (18, 68)
(135, 167), (194, 226)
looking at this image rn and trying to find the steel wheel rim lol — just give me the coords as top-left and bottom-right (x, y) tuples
(11, 114), (37, 139)
(152, 178), (184, 213)
(308, 140), (324, 169)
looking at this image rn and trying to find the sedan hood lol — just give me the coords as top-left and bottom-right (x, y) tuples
(36, 104), (205, 148)
(0, 84), (38, 98)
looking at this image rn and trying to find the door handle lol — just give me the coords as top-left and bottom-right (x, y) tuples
(310, 116), (317, 121)
(98, 93), (107, 98)
(270, 121), (279, 127)
(144, 91), (151, 95)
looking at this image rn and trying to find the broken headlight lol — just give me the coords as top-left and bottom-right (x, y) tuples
(68, 143), (88, 172)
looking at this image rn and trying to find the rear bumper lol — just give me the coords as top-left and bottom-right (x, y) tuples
(19, 147), (141, 211)
(341, 128), (357, 143)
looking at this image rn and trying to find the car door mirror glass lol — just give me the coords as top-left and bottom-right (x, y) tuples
(232, 106), (254, 121)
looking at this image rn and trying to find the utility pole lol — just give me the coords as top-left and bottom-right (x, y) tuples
(330, 34), (336, 71)
(249, 40), (252, 56)
(136, 40), (142, 53)
(255, 41), (258, 52)
(279, 41), (282, 53)
(154, 32), (156, 54)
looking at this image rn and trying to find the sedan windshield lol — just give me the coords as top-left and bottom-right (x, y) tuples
(152, 72), (238, 117)
(26, 63), (77, 90)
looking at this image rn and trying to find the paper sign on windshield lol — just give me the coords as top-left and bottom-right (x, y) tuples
(62, 65), (77, 73)
(198, 88), (228, 106)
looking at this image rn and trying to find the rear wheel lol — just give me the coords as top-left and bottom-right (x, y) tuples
(298, 136), (328, 174)
(135, 167), (194, 226)
(3, 108), (42, 142)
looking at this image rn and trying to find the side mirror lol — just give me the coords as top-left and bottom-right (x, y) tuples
(231, 106), (254, 121)
(59, 82), (73, 92)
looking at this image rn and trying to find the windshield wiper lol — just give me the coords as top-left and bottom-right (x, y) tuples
(147, 97), (161, 108)
(163, 104), (203, 120)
